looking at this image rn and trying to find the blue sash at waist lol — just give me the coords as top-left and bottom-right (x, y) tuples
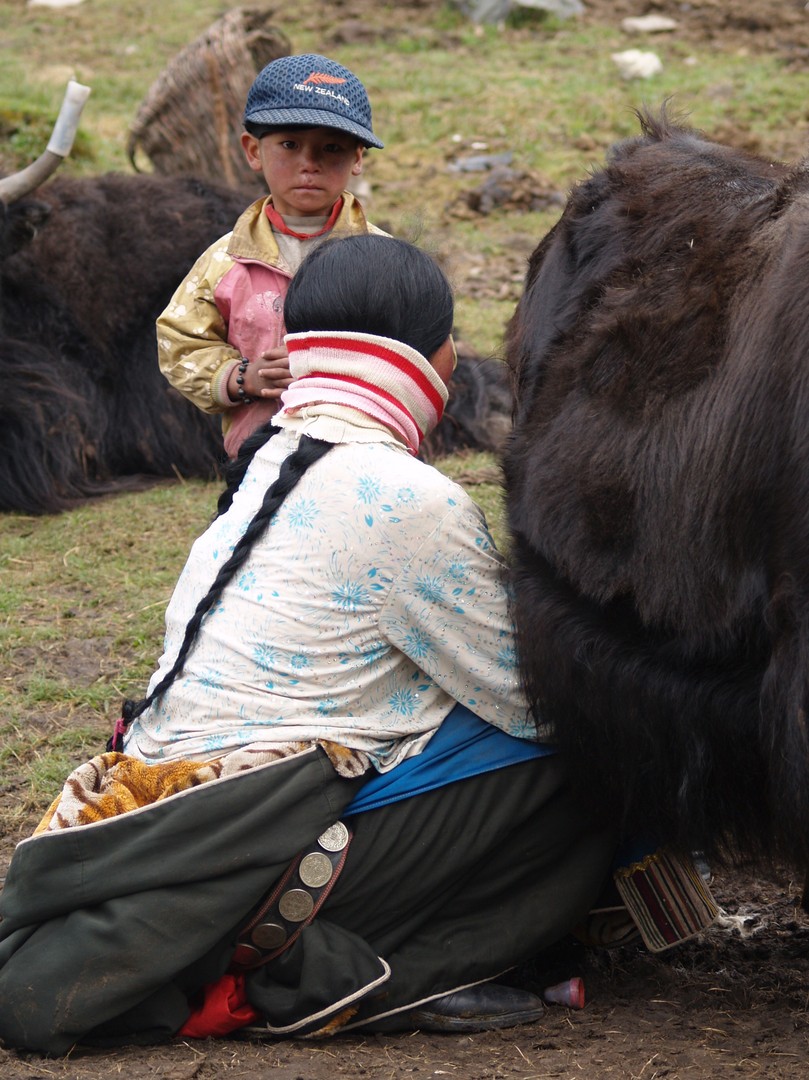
(345, 703), (554, 815)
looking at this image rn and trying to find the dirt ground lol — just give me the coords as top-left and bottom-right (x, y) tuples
(0, 862), (806, 1078)
(3, 0), (809, 1076)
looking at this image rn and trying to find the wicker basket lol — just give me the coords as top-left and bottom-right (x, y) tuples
(127, 7), (291, 189)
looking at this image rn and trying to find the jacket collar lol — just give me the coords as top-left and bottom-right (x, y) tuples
(227, 191), (369, 265)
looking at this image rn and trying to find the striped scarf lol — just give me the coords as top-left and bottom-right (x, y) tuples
(279, 331), (449, 454)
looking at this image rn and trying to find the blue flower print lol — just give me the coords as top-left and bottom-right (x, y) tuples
(339, 641), (387, 664)
(496, 643), (517, 670)
(357, 474), (382, 504)
(415, 575), (445, 604)
(395, 487), (418, 508)
(199, 670), (225, 693)
(331, 579), (371, 611)
(290, 653), (310, 670)
(475, 531), (493, 553)
(402, 627), (434, 661)
(236, 569), (257, 593)
(379, 505), (402, 523)
(205, 596), (226, 618)
(316, 698), (338, 716)
(201, 731), (234, 754)
(286, 498), (319, 530)
(389, 688), (419, 717)
(356, 640), (388, 664)
(508, 712), (536, 739)
(150, 696), (167, 719)
(252, 642), (278, 671)
(447, 559), (469, 582)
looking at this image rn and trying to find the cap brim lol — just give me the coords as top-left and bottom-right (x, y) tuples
(243, 106), (383, 149)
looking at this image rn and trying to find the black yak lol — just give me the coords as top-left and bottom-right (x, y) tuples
(0, 169), (252, 514)
(422, 340), (512, 461)
(503, 109), (809, 867)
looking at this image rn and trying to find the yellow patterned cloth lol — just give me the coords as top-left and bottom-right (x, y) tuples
(35, 753), (224, 833)
(35, 739), (369, 834)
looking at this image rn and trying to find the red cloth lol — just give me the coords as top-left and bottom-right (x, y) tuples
(178, 973), (261, 1038)
(264, 197), (343, 239)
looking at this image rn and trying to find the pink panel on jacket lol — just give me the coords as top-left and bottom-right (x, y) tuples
(216, 258), (291, 459)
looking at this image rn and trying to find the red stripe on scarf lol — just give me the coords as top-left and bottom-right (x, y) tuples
(288, 335), (445, 417)
(300, 371), (426, 440)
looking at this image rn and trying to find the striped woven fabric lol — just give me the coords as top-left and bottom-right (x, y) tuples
(613, 847), (719, 953)
(282, 331), (448, 454)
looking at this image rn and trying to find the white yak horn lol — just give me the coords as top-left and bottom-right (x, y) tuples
(0, 80), (91, 206)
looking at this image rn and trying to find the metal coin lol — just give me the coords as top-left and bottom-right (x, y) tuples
(251, 921), (288, 950)
(318, 821), (349, 852)
(299, 851), (334, 888)
(278, 888), (315, 922)
(231, 942), (263, 966)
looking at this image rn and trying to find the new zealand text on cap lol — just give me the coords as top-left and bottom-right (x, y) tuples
(244, 53), (383, 149)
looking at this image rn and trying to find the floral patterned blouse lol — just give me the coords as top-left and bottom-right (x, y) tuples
(124, 416), (535, 770)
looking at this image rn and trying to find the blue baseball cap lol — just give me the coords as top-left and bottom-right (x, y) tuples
(243, 53), (383, 149)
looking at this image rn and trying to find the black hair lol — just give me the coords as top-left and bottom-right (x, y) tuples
(243, 121), (363, 147)
(284, 234), (454, 360)
(113, 432), (333, 746)
(111, 236), (452, 749)
(215, 420), (280, 518)
(244, 122), (314, 138)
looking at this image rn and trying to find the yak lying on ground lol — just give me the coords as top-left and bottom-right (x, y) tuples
(422, 339), (512, 461)
(1, 167), (509, 515)
(504, 110), (809, 866)
(0, 172), (249, 513)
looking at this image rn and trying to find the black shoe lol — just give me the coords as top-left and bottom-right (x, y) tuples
(357, 983), (546, 1033)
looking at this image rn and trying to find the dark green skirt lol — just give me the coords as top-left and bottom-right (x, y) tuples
(0, 747), (614, 1054)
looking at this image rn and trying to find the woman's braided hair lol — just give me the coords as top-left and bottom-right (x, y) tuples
(215, 420), (280, 519)
(115, 431), (333, 740)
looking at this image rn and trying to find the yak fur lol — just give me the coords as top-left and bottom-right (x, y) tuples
(0, 173), (252, 513)
(504, 109), (809, 865)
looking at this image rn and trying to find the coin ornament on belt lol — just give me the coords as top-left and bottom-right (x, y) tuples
(278, 888), (315, 922)
(318, 821), (349, 852)
(299, 851), (334, 888)
(251, 921), (288, 950)
(232, 942), (263, 966)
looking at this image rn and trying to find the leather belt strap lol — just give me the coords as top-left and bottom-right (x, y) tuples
(229, 820), (352, 972)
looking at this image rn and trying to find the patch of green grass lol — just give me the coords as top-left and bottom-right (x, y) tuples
(21, 674), (110, 711)
(0, 480), (221, 809)
(434, 451), (506, 549)
(26, 723), (107, 800)
(0, 482), (218, 681)
(0, 717), (106, 814)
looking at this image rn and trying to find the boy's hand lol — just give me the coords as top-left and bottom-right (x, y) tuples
(228, 346), (293, 402)
(255, 346), (293, 398)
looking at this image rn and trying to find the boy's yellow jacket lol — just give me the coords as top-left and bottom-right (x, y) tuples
(156, 191), (385, 457)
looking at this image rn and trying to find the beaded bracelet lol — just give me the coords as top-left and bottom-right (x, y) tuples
(235, 357), (254, 404)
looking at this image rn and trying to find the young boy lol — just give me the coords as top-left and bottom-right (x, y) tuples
(156, 53), (386, 459)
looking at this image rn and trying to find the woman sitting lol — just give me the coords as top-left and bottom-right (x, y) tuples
(0, 236), (618, 1055)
